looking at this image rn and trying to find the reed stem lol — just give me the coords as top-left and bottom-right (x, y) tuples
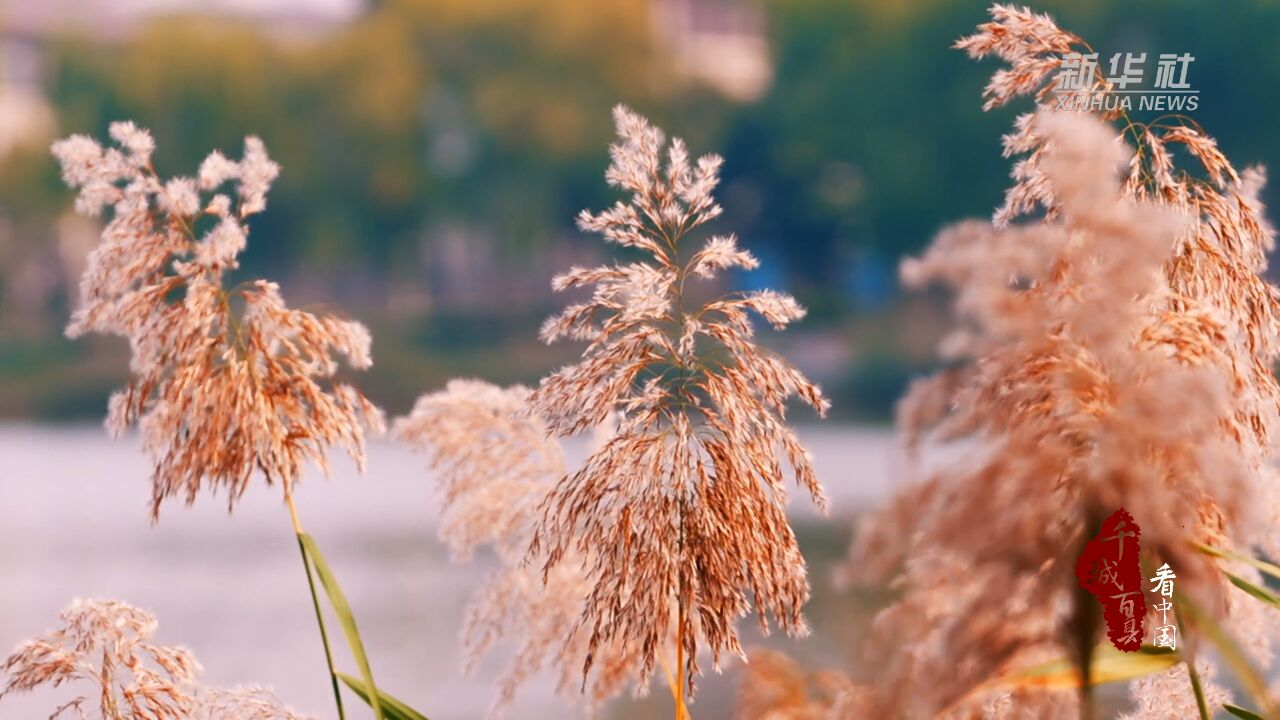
(660, 655), (691, 720)
(1186, 658), (1211, 720)
(285, 484), (347, 720)
(674, 604), (687, 720)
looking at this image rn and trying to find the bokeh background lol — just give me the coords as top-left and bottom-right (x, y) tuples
(1, 0), (1278, 717)
(6, 0), (1280, 421)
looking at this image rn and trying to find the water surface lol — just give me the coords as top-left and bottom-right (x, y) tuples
(0, 424), (899, 719)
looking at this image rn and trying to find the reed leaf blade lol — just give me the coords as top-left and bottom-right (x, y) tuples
(1224, 705), (1267, 720)
(337, 673), (431, 720)
(300, 533), (386, 720)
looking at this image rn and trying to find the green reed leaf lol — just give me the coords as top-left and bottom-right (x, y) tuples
(338, 673), (431, 720)
(300, 533), (385, 720)
(1185, 654), (1211, 720)
(293, 533), (346, 719)
(1224, 704), (1267, 720)
(998, 644), (1179, 689)
(1224, 570), (1280, 611)
(1193, 542), (1280, 582)
(1179, 594), (1279, 718)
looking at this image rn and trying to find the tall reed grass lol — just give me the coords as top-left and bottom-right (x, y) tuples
(9, 124), (409, 720)
(395, 106), (830, 718)
(4, 6), (1279, 720)
(2, 599), (311, 719)
(745, 5), (1280, 719)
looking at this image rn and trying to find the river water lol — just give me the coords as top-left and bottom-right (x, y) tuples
(0, 424), (904, 719)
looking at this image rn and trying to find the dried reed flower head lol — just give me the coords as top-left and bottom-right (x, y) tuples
(732, 650), (1082, 720)
(951, 5), (1280, 558)
(195, 686), (313, 720)
(958, 8), (1280, 478)
(396, 380), (563, 563)
(51, 124), (384, 518)
(1, 599), (310, 720)
(2, 599), (200, 719)
(839, 6), (1280, 717)
(1118, 661), (1229, 720)
(732, 649), (859, 720)
(395, 380), (642, 715)
(528, 105), (829, 697)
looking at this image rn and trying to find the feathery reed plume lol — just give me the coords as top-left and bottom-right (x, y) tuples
(527, 105), (830, 706)
(51, 124), (387, 719)
(51, 123), (384, 518)
(197, 686), (315, 720)
(2, 599), (199, 719)
(396, 380), (563, 564)
(958, 7), (1280, 520)
(1, 599), (311, 720)
(395, 380), (642, 716)
(731, 649), (858, 720)
(1118, 662), (1229, 720)
(839, 6), (1280, 718)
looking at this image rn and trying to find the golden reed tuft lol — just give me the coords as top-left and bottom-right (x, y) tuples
(829, 5), (1280, 718)
(732, 648), (858, 720)
(51, 123), (384, 518)
(1, 599), (311, 719)
(526, 105), (829, 699)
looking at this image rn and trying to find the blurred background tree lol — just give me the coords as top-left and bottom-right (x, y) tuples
(1, 0), (1278, 420)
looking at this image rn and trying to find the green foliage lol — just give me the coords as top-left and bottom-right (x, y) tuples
(1195, 541), (1280, 582)
(296, 532), (435, 718)
(292, 530), (349, 719)
(21, 0), (1280, 285)
(36, 0), (683, 277)
(995, 644), (1180, 690)
(338, 674), (432, 720)
(1185, 657), (1211, 720)
(721, 0), (1280, 284)
(300, 532), (387, 720)
(1224, 570), (1280, 611)
(1224, 704), (1268, 720)
(1179, 594), (1280, 718)
(10, 0), (1280, 419)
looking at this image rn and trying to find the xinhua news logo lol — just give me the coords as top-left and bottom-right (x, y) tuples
(1055, 52), (1199, 113)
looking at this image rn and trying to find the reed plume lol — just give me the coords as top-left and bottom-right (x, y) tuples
(51, 123), (384, 518)
(526, 105), (829, 707)
(1, 599), (311, 720)
(51, 124), (387, 719)
(731, 649), (858, 720)
(395, 379), (643, 715)
(396, 380), (563, 564)
(838, 6), (1280, 717)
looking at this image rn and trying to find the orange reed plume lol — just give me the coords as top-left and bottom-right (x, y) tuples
(1, 599), (312, 719)
(732, 649), (857, 720)
(51, 124), (386, 719)
(51, 123), (384, 518)
(839, 6), (1280, 718)
(527, 105), (830, 712)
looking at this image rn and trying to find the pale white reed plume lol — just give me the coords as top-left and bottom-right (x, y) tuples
(1, 599), (312, 720)
(836, 5), (1280, 719)
(50, 122), (384, 519)
(526, 105), (830, 712)
(395, 379), (644, 716)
